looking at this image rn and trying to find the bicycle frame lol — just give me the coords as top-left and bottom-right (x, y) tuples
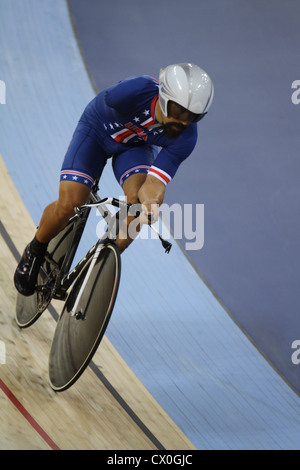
(16, 173), (171, 333)
(42, 178), (171, 303)
(50, 195), (131, 301)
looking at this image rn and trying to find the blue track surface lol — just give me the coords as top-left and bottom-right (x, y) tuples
(1, 0), (300, 449)
(68, 0), (300, 396)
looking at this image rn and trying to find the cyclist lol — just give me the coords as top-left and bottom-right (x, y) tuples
(14, 63), (214, 296)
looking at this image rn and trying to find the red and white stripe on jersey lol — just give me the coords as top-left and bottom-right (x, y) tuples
(148, 166), (171, 185)
(110, 128), (136, 144)
(142, 95), (158, 128)
(141, 116), (155, 127)
(110, 95), (158, 143)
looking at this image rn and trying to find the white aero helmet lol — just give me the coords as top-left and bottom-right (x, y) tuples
(159, 63), (214, 122)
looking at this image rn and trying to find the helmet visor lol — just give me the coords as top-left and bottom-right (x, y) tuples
(192, 112), (207, 123)
(167, 101), (207, 123)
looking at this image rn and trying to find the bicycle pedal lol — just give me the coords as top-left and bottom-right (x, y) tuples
(35, 285), (50, 293)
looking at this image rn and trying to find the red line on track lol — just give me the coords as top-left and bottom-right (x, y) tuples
(0, 378), (60, 450)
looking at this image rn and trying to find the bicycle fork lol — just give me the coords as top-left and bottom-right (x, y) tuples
(70, 242), (104, 319)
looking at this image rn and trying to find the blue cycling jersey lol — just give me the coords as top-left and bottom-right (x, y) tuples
(61, 75), (198, 188)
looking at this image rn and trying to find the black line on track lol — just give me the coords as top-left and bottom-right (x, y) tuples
(0, 220), (165, 450)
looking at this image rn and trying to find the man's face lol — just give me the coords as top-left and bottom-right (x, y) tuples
(161, 101), (195, 139)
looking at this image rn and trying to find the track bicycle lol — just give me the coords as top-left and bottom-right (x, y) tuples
(15, 178), (171, 391)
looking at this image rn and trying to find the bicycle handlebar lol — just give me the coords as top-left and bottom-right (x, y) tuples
(79, 197), (129, 210)
(77, 198), (172, 254)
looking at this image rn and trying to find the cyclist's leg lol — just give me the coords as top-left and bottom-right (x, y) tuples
(36, 181), (91, 244)
(14, 123), (107, 295)
(112, 145), (156, 253)
(37, 125), (107, 244)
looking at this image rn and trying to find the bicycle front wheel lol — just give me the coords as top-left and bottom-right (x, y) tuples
(48, 242), (121, 392)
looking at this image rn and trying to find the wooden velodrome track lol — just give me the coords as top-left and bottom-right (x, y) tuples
(0, 155), (195, 450)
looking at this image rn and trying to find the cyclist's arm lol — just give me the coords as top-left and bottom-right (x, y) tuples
(138, 124), (197, 223)
(138, 175), (165, 224)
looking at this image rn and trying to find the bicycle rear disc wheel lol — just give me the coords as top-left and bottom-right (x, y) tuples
(15, 214), (83, 329)
(15, 268), (54, 328)
(48, 243), (121, 392)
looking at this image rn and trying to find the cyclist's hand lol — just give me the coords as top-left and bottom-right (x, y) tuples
(140, 201), (159, 225)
